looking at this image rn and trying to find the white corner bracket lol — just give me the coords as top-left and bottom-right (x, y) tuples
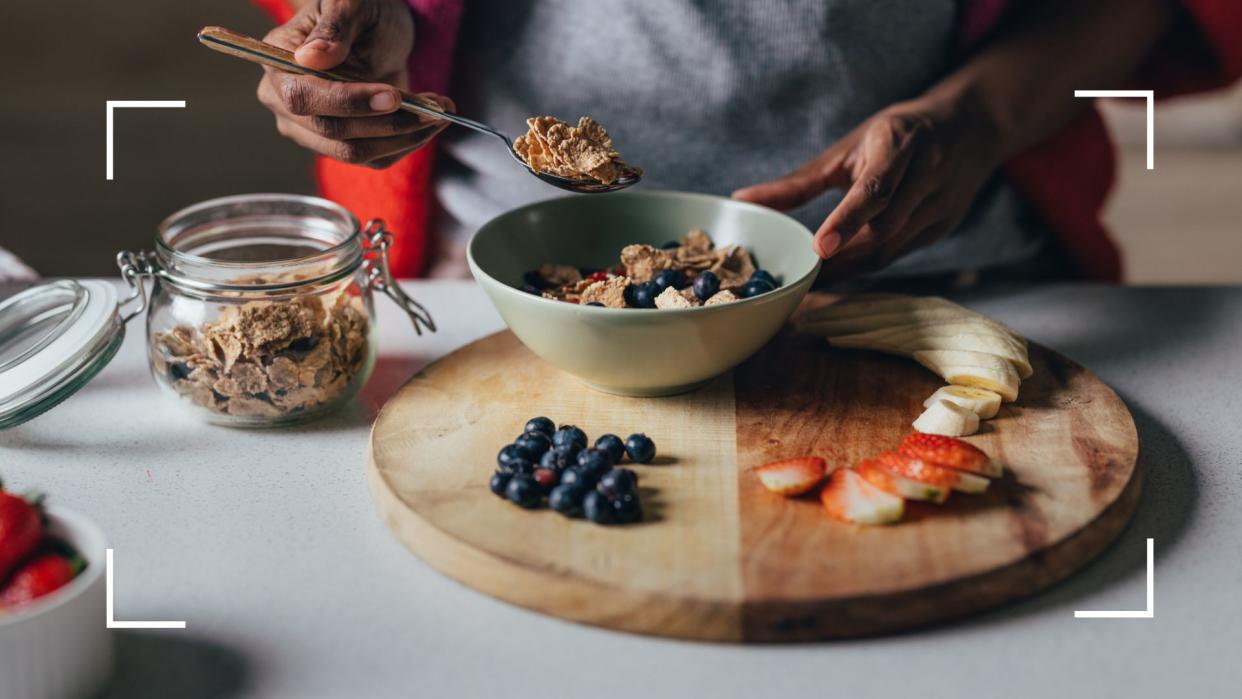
(105, 100), (187, 180)
(1074, 89), (1155, 170)
(105, 548), (187, 629)
(1074, 538), (1155, 619)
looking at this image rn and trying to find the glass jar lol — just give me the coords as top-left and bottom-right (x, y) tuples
(116, 194), (433, 427)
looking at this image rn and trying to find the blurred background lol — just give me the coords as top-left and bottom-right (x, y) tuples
(1, 3), (1239, 283)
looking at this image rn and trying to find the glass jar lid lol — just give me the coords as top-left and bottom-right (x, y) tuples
(0, 280), (125, 429)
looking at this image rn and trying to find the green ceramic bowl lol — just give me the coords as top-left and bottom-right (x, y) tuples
(467, 191), (821, 396)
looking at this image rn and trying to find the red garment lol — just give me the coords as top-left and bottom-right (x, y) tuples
(257, 0), (1242, 280)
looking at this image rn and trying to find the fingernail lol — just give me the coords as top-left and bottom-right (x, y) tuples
(301, 38), (331, 52)
(817, 232), (842, 258)
(370, 91), (398, 111)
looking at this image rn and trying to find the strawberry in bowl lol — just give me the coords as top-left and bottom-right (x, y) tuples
(0, 477), (112, 699)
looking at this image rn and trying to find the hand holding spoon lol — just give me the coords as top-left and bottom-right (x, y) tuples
(197, 27), (640, 194)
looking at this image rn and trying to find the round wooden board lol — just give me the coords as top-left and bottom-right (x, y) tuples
(368, 329), (1140, 642)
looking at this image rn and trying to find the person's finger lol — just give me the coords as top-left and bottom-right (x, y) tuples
(275, 118), (442, 165)
(263, 70), (401, 117)
(263, 13), (317, 51)
(815, 126), (920, 258)
(297, 110), (431, 140)
(295, 0), (368, 70)
(864, 152), (936, 246)
(731, 147), (852, 212)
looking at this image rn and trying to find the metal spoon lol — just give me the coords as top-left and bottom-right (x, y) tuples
(197, 27), (641, 194)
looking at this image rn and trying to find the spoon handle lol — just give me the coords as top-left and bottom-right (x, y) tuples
(196, 26), (508, 142)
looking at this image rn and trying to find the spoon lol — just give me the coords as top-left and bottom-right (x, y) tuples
(197, 27), (641, 194)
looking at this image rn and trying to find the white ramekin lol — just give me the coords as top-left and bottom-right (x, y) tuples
(0, 506), (113, 699)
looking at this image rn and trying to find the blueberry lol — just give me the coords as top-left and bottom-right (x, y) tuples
(586, 302), (605, 307)
(750, 269), (778, 287)
(520, 284), (543, 295)
(577, 447), (612, 472)
(549, 484), (587, 517)
(624, 433), (656, 463)
(594, 434), (626, 464)
(622, 282), (638, 307)
(489, 472), (511, 498)
(652, 269), (683, 291)
(514, 431), (552, 459)
(692, 271), (720, 301)
(741, 278), (776, 298)
(524, 416), (555, 437)
(542, 444), (579, 470)
(560, 467), (596, 489)
(533, 467), (560, 493)
(497, 445), (524, 470)
(505, 474), (541, 508)
(611, 493), (643, 524)
(523, 270), (551, 290)
(660, 240), (681, 250)
(583, 490), (616, 524)
(597, 468), (638, 498)
(626, 281), (659, 309)
(553, 425), (588, 451)
(501, 457), (535, 476)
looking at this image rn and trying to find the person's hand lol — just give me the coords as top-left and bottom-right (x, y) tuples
(256, 0), (453, 169)
(733, 92), (1003, 279)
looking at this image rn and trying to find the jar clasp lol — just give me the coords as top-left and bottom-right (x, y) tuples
(361, 220), (436, 336)
(115, 250), (158, 324)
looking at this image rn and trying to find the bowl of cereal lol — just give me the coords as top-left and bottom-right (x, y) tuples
(467, 191), (821, 396)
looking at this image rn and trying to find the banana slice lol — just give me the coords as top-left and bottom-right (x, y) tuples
(913, 350), (1021, 402)
(923, 385), (1003, 419)
(912, 399), (980, 436)
(800, 309), (1024, 346)
(831, 329), (1031, 378)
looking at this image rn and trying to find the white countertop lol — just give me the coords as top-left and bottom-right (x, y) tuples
(2, 281), (1237, 699)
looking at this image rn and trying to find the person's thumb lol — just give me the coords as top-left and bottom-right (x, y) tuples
(295, 0), (366, 70)
(731, 150), (850, 212)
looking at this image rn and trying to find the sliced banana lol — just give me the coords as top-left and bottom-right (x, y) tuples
(923, 385), (1003, 419)
(800, 309), (1024, 347)
(831, 329), (1031, 378)
(912, 399), (980, 436)
(803, 295), (961, 320)
(914, 350), (1021, 402)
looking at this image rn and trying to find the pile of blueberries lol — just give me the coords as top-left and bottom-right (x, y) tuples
(520, 257), (780, 310)
(622, 266), (780, 309)
(490, 417), (657, 525)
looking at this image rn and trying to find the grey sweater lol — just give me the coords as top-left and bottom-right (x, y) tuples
(434, 0), (1045, 277)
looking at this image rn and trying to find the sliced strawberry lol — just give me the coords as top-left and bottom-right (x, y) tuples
(0, 552), (82, 609)
(899, 433), (1002, 478)
(587, 271), (609, 282)
(753, 456), (828, 496)
(856, 459), (951, 503)
(820, 469), (904, 525)
(875, 451), (990, 495)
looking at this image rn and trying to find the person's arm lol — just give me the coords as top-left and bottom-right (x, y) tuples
(734, 0), (1181, 279)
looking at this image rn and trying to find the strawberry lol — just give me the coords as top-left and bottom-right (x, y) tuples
(899, 433), (1002, 478)
(587, 271), (609, 282)
(875, 451), (990, 495)
(0, 481), (44, 581)
(753, 456), (828, 496)
(820, 468), (904, 525)
(856, 459), (951, 503)
(0, 552), (83, 609)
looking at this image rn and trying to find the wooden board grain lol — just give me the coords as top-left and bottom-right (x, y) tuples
(367, 329), (1140, 642)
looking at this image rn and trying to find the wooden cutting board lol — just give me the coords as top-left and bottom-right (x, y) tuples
(367, 327), (1140, 642)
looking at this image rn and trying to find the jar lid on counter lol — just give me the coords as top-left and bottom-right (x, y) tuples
(0, 280), (125, 429)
